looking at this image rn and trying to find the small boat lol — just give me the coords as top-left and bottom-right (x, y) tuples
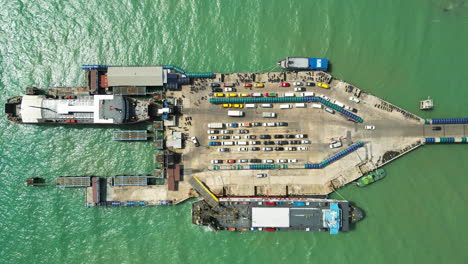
(277, 57), (329, 71)
(356, 169), (386, 187)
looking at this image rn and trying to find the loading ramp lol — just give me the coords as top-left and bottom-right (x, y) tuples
(189, 176), (219, 208)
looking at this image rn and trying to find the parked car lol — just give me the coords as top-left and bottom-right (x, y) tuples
(256, 173), (267, 178)
(227, 123), (238, 128)
(208, 130), (219, 134)
(349, 96), (360, 103)
(239, 159), (248, 163)
(277, 140), (289, 145)
(227, 159), (236, 163)
(244, 83), (253, 87)
(274, 135), (284, 139)
(275, 122), (288, 126)
(221, 135), (230, 139)
(251, 147), (261, 151)
(288, 159), (298, 163)
(225, 87), (235, 92)
(233, 104), (244, 108)
(295, 134), (306, 138)
(221, 130), (233, 134)
(238, 129), (249, 134)
(263, 141), (275, 145)
(286, 147), (297, 151)
(263, 147), (273, 151)
(364, 125), (375, 130)
(191, 136), (200, 147)
(432, 126), (442, 131)
(279, 82), (290, 87)
(232, 135), (241, 140)
(208, 135), (218, 140)
(306, 82), (315, 86)
(294, 87), (305, 92)
(214, 93), (224, 97)
(285, 134), (295, 139)
(250, 141), (261, 145)
(329, 140), (342, 149)
(290, 140), (300, 145)
(318, 82), (330, 89)
(250, 159), (262, 163)
(212, 87), (222, 92)
(277, 159), (288, 163)
(211, 83), (221, 87)
(293, 82), (303, 86)
(301, 140), (311, 144)
(211, 160), (223, 164)
(260, 135), (271, 139)
(218, 148), (229, 152)
(238, 147), (248, 151)
(274, 147), (284, 151)
(265, 93), (277, 97)
(254, 83), (264, 88)
(252, 122), (262, 127)
(298, 146), (309, 151)
(263, 159), (274, 163)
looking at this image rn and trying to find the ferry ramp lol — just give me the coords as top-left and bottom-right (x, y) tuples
(189, 176), (219, 208)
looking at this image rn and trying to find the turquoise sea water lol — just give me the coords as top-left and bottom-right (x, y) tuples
(1, 0), (468, 263)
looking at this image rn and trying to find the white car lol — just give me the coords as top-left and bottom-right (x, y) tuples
(294, 87), (305, 92)
(221, 130), (233, 134)
(239, 159), (248, 163)
(250, 141), (259, 145)
(277, 159), (288, 163)
(344, 105), (354, 111)
(298, 146), (309, 151)
(288, 159), (298, 163)
(301, 140), (311, 144)
(256, 173), (267, 178)
(238, 147), (248, 151)
(329, 140), (342, 149)
(285, 147), (296, 151)
(211, 160), (222, 164)
(232, 135), (241, 140)
(224, 87), (234, 92)
(293, 82), (303, 86)
(365, 125), (376, 130)
(349, 96), (360, 103)
(191, 136), (200, 147)
(208, 135), (218, 140)
(263, 147), (273, 151)
(207, 130), (219, 134)
(295, 134), (305, 138)
(320, 95), (331, 101)
(263, 159), (274, 163)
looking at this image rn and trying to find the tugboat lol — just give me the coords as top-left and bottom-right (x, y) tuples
(277, 57), (329, 71)
(356, 169), (386, 187)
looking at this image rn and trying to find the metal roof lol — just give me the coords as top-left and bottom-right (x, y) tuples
(107, 66), (164, 86)
(251, 207), (290, 228)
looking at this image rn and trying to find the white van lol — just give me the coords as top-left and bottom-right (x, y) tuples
(222, 141), (234, 146)
(311, 103), (323, 109)
(245, 104), (256, 108)
(295, 103), (306, 108)
(325, 107), (335, 114)
(236, 141), (248, 145)
(333, 100), (345, 108)
(280, 104), (292, 109)
(284, 93), (295, 97)
(261, 104), (273, 108)
(251, 93), (262, 97)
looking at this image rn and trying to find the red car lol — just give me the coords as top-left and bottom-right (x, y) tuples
(279, 82), (290, 87)
(227, 159), (236, 163)
(244, 83), (252, 87)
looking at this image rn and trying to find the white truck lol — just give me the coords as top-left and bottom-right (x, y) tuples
(208, 123), (224, 129)
(228, 110), (244, 117)
(263, 112), (276, 118)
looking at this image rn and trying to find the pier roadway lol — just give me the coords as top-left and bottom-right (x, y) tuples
(163, 71), (463, 201)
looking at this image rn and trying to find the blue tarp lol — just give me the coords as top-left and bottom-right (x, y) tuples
(308, 58), (328, 70)
(324, 203), (341, 234)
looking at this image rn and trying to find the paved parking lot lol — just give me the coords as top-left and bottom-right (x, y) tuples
(167, 70), (428, 197)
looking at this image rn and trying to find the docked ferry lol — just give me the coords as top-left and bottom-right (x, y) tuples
(192, 197), (363, 234)
(5, 94), (151, 124)
(277, 57), (329, 71)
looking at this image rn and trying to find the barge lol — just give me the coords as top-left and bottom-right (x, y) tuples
(192, 197), (363, 234)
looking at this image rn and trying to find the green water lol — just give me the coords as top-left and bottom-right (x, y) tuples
(1, 0), (468, 263)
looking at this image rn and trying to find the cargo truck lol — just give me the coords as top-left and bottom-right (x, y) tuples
(208, 123), (224, 129)
(228, 110), (244, 117)
(263, 112), (276, 118)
